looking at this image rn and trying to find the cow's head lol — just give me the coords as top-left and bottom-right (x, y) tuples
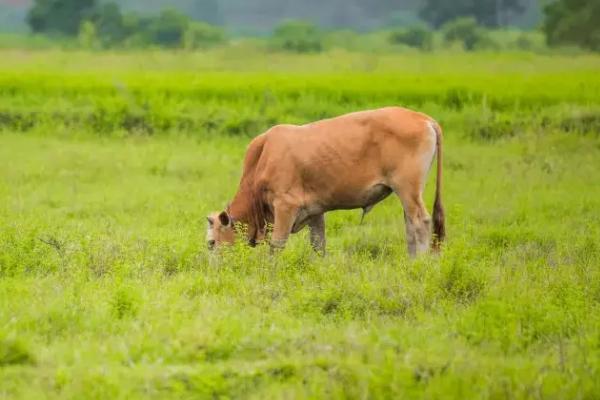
(206, 211), (235, 250)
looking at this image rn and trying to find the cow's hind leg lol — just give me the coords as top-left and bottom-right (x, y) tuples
(400, 193), (432, 258)
(390, 174), (432, 258)
(308, 214), (326, 255)
(391, 125), (437, 257)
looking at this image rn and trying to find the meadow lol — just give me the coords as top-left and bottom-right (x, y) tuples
(1, 48), (600, 399)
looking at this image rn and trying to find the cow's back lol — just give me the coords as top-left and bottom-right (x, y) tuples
(254, 107), (436, 210)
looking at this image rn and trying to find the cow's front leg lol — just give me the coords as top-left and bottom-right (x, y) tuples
(308, 214), (326, 255)
(270, 202), (298, 253)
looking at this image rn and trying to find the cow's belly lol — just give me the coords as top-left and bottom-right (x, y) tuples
(290, 183), (392, 234)
(324, 183), (393, 211)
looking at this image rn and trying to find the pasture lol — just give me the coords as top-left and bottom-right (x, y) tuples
(1, 49), (600, 399)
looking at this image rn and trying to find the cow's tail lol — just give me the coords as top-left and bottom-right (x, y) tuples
(431, 121), (445, 251)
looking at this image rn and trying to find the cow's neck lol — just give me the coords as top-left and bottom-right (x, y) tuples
(228, 187), (257, 240)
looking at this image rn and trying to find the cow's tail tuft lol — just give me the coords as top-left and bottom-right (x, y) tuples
(431, 122), (445, 251)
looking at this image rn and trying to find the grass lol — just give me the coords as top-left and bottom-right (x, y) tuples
(0, 49), (599, 399)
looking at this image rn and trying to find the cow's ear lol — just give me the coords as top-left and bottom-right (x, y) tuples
(218, 211), (231, 226)
(207, 216), (214, 226)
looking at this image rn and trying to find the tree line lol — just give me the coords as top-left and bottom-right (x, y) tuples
(24, 0), (600, 52)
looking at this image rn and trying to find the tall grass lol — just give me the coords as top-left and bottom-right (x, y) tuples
(0, 49), (599, 399)
(1, 50), (598, 139)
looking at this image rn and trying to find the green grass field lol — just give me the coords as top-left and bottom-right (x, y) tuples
(1, 49), (600, 399)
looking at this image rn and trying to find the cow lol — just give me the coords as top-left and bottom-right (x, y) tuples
(206, 106), (445, 257)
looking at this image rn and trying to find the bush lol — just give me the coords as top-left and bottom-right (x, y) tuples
(472, 34), (500, 51)
(27, 0), (97, 36)
(119, 13), (146, 47)
(442, 17), (488, 51)
(30, 1), (214, 50)
(543, 0), (600, 51)
(389, 25), (433, 50)
(93, 2), (128, 48)
(483, 30), (546, 52)
(183, 22), (226, 50)
(111, 285), (141, 319)
(420, 0), (524, 28)
(78, 20), (99, 50)
(515, 33), (535, 51)
(323, 29), (361, 51)
(143, 9), (190, 48)
(271, 20), (323, 53)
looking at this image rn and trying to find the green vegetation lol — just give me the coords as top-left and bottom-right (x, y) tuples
(420, 0), (524, 28)
(271, 20), (323, 53)
(389, 25), (433, 51)
(1, 49), (600, 398)
(442, 17), (491, 51)
(12, 0), (596, 53)
(3, 0), (544, 34)
(25, 0), (227, 50)
(27, 0), (96, 36)
(543, 0), (600, 51)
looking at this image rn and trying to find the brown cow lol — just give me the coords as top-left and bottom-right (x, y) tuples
(206, 106), (445, 257)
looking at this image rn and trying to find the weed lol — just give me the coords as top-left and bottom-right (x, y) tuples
(0, 336), (35, 366)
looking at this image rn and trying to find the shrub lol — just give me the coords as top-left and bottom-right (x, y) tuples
(389, 25), (433, 50)
(472, 34), (500, 51)
(111, 285), (140, 319)
(271, 20), (323, 53)
(143, 9), (190, 48)
(323, 29), (361, 51)
(442, 17), (488, 51)
(468, 112), (523, 141)
(93, 2), (128, 48)
(183, 22), (226, 50)
(119, 13), (146, 47)
(27, 0), (97, 36)
(515, 33), (535, 51)
(543, 0), (600, 51)
(420, 0), (524, 28)
(485, 30), (546, 52)
(440, 261), (485, 304)
(78, 20), (99, 49)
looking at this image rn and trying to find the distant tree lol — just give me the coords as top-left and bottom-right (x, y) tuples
(92, 2), (128, 47)
(389, 25), (433, 50)
(182, 21), (226, 49)
(27, 0), (96, 35)
(271, 20), (323, 53)
(118, 12), (147, 47)
(78, 20), (99, 49)
(144, 9), (190, 47)
(420, 0), (524, 28)
(442, 17), (489, 51)
(543, 0), (600, 51)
